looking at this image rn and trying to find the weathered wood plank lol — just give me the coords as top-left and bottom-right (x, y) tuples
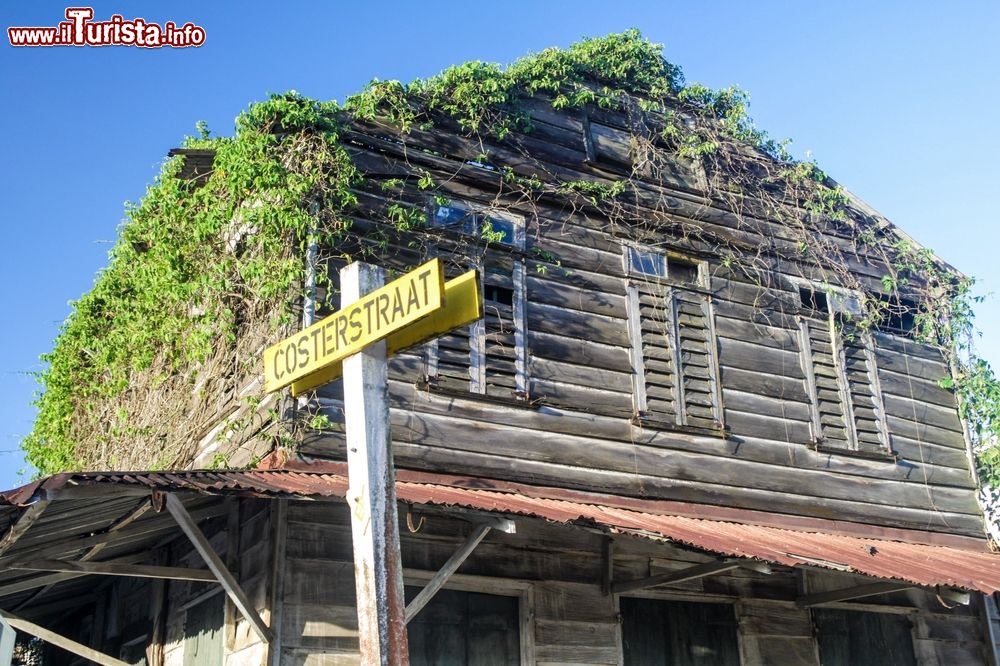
(385, 441), (986, 535)
(0, 610), (130, 666)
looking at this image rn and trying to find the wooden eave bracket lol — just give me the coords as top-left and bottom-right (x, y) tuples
(405, 519), (515, 624)
(165, 494), (273, 643)
(612, 558), (772, 595)
(796, 581), (971, 608)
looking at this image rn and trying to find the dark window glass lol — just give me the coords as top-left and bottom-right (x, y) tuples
(667, 257), (700, 285)
(433, 204), (476, 235)
(628, 246), (667, 278)
(800, 286), (830, 314)
(875, 295), (918, 336)
(405, 587), (519, 666)
(814, 608), (916, 666)
(483, 216), (516, 246)
(432, 204), (520, 248)
(590, 120), (634, 167)
(621, 597), (740, 666)
(484, 284), (514, 307)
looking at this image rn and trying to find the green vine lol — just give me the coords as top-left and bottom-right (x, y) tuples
(23, 30), (1000, 498)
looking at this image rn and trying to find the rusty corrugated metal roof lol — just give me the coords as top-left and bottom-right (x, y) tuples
(4, 465), (1000, 594)
(0, 469), (348, 506)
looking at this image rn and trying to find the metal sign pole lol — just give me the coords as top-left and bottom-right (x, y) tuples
(341, 262), (410, 665)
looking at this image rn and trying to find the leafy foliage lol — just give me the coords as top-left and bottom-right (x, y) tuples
(23, 29), (1000, 509)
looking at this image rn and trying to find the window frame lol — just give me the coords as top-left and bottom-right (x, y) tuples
(428, 198), (526, 251)
(424, 256), (529, 402)
(584, 115), (636, 171)
(404, 569), (535, 665)
(623, 242), (709, 289)
(623, 245), (724, 435)
(617, 592), (742, 666)
(792, 278), (893, 457)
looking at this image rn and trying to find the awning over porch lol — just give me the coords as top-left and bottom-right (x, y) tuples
(2, 462), (1000, 601)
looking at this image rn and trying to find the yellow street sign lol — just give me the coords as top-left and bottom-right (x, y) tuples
(264, 259), (445, 393)
(290, 270), (482, 396)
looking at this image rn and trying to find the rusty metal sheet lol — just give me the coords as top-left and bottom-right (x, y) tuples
(3, 466), (1000, 595)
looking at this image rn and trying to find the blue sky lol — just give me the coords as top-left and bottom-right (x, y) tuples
(1, 1), (997, 489)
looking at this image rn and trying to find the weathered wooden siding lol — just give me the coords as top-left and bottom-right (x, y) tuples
(273, 500), (989, 665)
(162, 499), (274, 666)
(280, 98), (988, 540)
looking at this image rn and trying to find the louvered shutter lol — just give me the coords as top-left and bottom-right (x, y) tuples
(839, 325), (889, 453)
(427, 253), (526, 398)
(480, 257), (525, 398)
(633, 282), (678, 423)
(674, 289), (722, 430)
(630, 282), (722, 429)
(799, 316), (889, 452)
(426, 259), (475, 392)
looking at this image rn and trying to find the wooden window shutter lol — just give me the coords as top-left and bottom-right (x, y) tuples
(840, 324), (890, 453)
(675, 289), (724, 430)
(628, 281), (722, 430)
(425, 258), (475, 393)
(479, 256), (520, 397)
(426, 253), (527, 399)
(798, 316), (889, 452)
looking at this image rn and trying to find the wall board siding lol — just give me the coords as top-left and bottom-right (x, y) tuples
(271, 501), (986, 665)
(279, 104), (989, 543)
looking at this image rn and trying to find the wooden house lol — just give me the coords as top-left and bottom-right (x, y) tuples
(4, 33), (1000, 665)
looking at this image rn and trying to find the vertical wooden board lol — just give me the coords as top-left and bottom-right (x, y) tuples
(182, 593), (225, 666)
(466, 592), (521, 666)
(625, 282), (647, 415)
(405, 587), (520, 666)
(739, 636), (820, 666)
(912, 638), (987, 666)
(535, 582), (619, 623)
(620, 597), (740, 665)
(813, 608), (917, 666)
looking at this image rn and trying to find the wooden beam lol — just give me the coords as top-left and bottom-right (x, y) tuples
(0, 610), (129, 666)
(6, 593), (97, 621)
(11, 499), (154, 613)
(341, 262), (409, 664)
(266, 500), (288, 666)
(405, 524), (492, 624)
(8, 559), (217, 582)
(42, 485), (151, 501)
(0, 552), (152, 597)
(82, 499), (152, 561)
(1, 501), (225, 571)
(0, 500), (50, 558)
(796, 581), (914, 607)
(164, 494), (273, 644)
(612, 559), (772, 594)
(601, 536), (614, 596)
